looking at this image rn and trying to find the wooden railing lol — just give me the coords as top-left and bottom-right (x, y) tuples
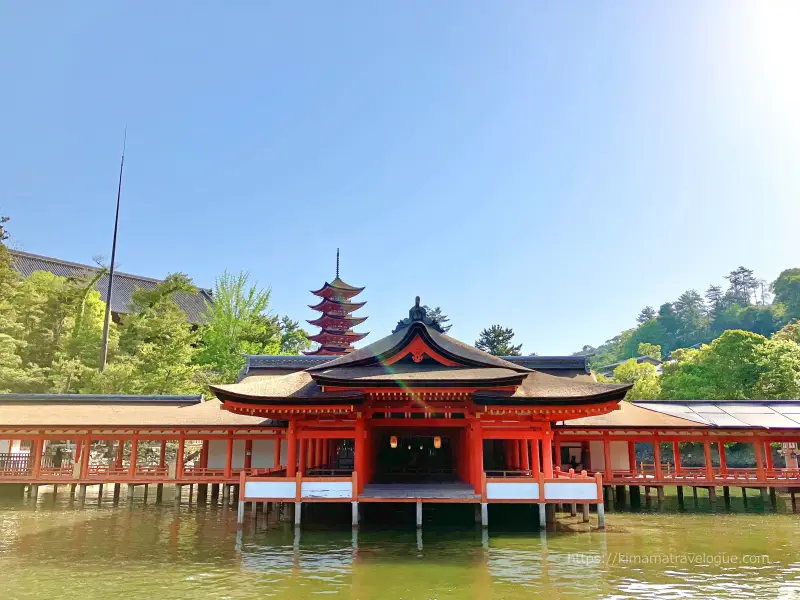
(485, 469), (534, 478)
(483, 469), (603, 504)
(602, 466), (800, 485)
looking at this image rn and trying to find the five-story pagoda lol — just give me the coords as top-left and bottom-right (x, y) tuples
(304, 249), (368, 355)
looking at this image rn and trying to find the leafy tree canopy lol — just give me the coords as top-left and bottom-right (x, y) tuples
(422, 306), (452, 333)
(475, 325), (522, 356)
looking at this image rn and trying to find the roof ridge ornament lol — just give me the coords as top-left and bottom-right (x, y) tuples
(392, 296), (444, 333)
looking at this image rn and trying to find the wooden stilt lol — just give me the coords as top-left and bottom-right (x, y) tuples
(156, 483), (163, 504)
(416, 501), (423, 528)
(538, 503), (546, 528)
(597, 503), (605, 529)
(582, 503), (590, 523)
(480, 502), (488, 528)
(676, 486), (683, 507)
(723, 486), (730, 508)
(113, 483), (121, 504)
(352, 501), (359, 527)
(294, 501), (302, 526)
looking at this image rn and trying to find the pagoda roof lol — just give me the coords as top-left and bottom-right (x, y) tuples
(307, 329), (369, 343)
(308, 298), (367, 314)
(307, 314), (368, 328)
(310, 277), (365, 298)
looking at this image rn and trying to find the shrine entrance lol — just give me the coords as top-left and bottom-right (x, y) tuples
(372, 430), (459, 484)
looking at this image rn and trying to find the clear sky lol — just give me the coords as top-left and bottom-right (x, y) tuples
(1, 2), (799, 355)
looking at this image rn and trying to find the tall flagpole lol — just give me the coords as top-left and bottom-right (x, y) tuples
(99, 129), (126, 371)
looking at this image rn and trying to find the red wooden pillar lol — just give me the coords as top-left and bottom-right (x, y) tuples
(511, 438), (520, 469)
(530, 438), (541, 476)
(542, 431), (554, 478)
(653, 439), (663, 480)
(672, 441), (681, 475)
(315, 438), (323, 467)
(754, 440), (766, 481)
(31, 436), (43, 478)
(765, 441), (774, 472)
(703, 440), (713, 481)
(200, 440), (209, 469)
(129, 436), (139, 477)
(471, 420), (484, 494)
(286, 422), (297, 477)
(602, 438), (612, 480)
(80, 437), (91, 478)
(627, 441), (636, 474)
(159, 440), (167, 470)
(224, 433), (233, 478)
(116, 439), (125, 470)
(244, 439), (253, 470)
(177, 436), (185, 479)
(354, 417), (365, 493)
(718, 441), (727, 475)
(299, 439), (308, 476)
(274, 436), (282, 469)
(520, 439), (530, 472)
(554, 439), (562, 471)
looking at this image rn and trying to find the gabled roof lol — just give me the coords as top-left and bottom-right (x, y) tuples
(9, 250), (213, 323)
(307, 321), (532, 373)
(308, 297), (367, 313)
(310, 278), (365, 297)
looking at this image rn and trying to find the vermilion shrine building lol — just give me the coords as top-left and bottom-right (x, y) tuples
(1, 284), (799, 528)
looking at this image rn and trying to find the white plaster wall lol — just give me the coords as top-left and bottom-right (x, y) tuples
(486, 482), (539, 500)
(589, 440), (630, 471)
(244, 481), (296, 500)
(251, 439), (276, 468)
(0, 440), (10, 453)
(543, 481), (598, 501)
(301, 481), (352, 499)
(209, 439), (285, 469)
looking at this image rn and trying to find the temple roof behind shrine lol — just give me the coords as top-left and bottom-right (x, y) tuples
(212, 299), (632, 406)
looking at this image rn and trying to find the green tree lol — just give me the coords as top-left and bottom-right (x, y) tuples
(636, 306), (656, 324)
(725, 266), (759, 305)
(637, 342), (662, 361)
(85, 273), (203, 394)
(773, 320), (800, 344)
(422, 306), (452, 333)
(673, 290), (708, 346)
(612, 359), (662, 400)
(197, 271), (310, 382)
(623, 319), (669, 358)
(278, 316), (311, 355)
(772, 268), (800, 319)
(660, 329), (800, 400)
(475, 325), (522, 356)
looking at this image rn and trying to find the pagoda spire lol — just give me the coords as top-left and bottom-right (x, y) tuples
(304, 249), (368, 356)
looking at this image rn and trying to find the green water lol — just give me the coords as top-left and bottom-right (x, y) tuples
(1, 487), (799, 599)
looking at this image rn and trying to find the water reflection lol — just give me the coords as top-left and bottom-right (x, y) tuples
(1, 491), (800, 599)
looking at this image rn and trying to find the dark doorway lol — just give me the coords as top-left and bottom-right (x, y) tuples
(373, 433), (457, 483)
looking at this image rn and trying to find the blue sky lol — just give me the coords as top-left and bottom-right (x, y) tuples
(2, 2), (799, 355)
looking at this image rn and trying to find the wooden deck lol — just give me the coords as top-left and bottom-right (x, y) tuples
(359, 482), (479, 502)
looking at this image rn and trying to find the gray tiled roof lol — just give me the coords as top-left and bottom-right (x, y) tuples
(9, 250), (212, 323)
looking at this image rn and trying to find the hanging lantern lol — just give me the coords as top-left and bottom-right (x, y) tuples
(390, 436), (398, 449)
(407, 445), (412, 450)
(420, 445), (424, 450)
(433, 436), (442, 449)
